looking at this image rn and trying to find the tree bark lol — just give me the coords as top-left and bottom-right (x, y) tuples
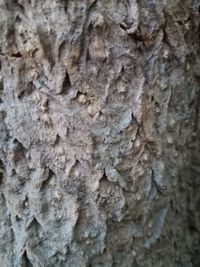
(0, 0), (200, 266)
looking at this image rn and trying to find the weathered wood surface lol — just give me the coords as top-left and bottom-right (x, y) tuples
(0, 0), (199, 266)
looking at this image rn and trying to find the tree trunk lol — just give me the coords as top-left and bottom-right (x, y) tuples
(0, 0), (199, 266)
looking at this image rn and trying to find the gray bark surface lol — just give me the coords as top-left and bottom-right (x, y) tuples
(0, 0), (200, 266)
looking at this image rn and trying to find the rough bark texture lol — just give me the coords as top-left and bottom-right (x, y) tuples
(0, 0), (200, 266)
